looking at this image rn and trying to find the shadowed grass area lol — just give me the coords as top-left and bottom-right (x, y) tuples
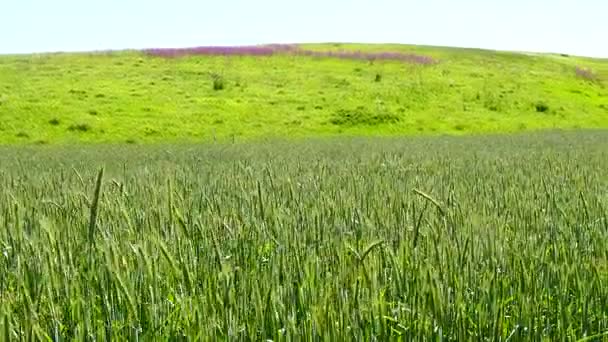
(0, 44), (606, 144)
(0, 130), (607, 339)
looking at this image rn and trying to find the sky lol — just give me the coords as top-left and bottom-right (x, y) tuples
(1, 0), (607, 57)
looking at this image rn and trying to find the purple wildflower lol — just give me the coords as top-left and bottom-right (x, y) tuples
(575, 66), (597, 81)
(144, 44), (437, 65)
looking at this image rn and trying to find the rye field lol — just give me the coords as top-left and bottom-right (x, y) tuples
(1, 131), (608, 340)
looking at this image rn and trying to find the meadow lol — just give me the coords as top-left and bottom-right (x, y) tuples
(1, 130), (607, 340)
(0, 44), (607, 144)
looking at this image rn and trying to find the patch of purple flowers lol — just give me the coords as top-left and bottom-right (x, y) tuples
(297, 49), (436, 64)
(145, 44), (298, 58)
(144, 44), (436, 65)
(575, 66), (597, 81)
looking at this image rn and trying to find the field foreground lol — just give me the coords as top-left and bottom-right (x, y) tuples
(0, 131), (607, 340)
(0, 43), (607, 144)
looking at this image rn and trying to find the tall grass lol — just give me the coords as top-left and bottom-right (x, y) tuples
(1, 131), (607, 340)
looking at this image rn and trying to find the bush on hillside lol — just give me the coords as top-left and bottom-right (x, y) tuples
(330, 107), (400, 126)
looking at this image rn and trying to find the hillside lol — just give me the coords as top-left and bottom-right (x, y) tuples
(0, 43), (606, 144)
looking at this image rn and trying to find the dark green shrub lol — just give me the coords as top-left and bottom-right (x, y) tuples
(212, 73), (225, 91)
(330, 107), (400, 126)
(535, 102), (550, 113)
(454, 124), (467, 131)
(67, 123), (91, 132)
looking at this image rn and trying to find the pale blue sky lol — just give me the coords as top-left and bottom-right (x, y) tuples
(1, 0), (606, 57)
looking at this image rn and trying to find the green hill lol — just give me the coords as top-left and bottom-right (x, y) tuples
(0, 43), (606, 144)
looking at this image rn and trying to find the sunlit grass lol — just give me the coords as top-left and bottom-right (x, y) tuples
(0, 44), (606, 144)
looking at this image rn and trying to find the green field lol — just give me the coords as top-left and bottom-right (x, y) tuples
(1, 44), (608, 340)
(0, 44), (607, 144)
(1, 131), (607, 340)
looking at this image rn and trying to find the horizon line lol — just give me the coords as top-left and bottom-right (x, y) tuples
(1, 42), (606, 59)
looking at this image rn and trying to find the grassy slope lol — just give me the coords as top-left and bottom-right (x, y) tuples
(0, 43), (607, 144)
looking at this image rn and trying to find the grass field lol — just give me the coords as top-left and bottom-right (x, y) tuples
(1, 44), (608, 340)
(1, 131), (607, 340)
(0, 43), (607, 144)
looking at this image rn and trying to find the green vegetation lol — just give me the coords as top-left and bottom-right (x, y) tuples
(1, 131), (607, 339)
(1, 43), (607, 339)
(0, 44), (607, 144)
